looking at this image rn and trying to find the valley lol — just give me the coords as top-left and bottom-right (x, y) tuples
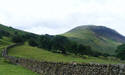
(0, 24), (125, 75)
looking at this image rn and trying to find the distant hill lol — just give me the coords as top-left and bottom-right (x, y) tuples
(0, 24), (125, 64)
(63, 25), (125, 55)
(1, 24), (125, 55)
(0, 24), (29, 35)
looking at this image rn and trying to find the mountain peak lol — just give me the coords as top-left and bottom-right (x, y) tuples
(71, 25), (125, 43)
(76, 25), (110, 30)
(63, 25), (125, 54)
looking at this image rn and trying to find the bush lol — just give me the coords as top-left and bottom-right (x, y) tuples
(116, 44), (125, 60)
(12, 35), (24, 43)
(0, 30), (10, 37)
(0, 34), (2, 39)
(28, 38), (38, 47)
(107, 56), (117, 61)
(98, 56), (106, 60)
(82, 55), (89, 59)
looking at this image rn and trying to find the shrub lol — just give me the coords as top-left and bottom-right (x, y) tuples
(116, 44), (125, 60)
(0, 34), (2, 39)
(28, 38), (38, 47)
(82, 55), (89, 59)
(12, 35), (24, 43)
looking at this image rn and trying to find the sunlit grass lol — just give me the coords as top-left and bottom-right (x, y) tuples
(0, 38), (39, 75)
(8, 44), (125, 64)
(0, 58), (38, 75)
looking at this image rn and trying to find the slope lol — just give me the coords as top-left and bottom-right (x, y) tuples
(0, 24), (28, 35)
(0, 37), (39, 75)
(63, 25), (125, 55)
(8, 43), (125, 64)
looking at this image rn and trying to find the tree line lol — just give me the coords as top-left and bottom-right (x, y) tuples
(28, 34), (94, 55)
(11, 31), (125, 60)
(10, 32), (110, 57)
(0, 29), (111, 57)
(0, 30), (10, 39)
(116, 44), (125, 60)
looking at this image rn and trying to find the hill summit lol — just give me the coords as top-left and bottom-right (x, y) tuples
(63, 25), (125, 55)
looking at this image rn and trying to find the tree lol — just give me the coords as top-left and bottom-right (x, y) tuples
(0, 34), (2, 39)
(69, 42), (78, 55)
(12, 35), (24, 43)
(0, 30), (10, 37)
(116, 44), (125, 60)
(28, 38), (38, 47)
(51, 35), (70, 54)
(23, 33), (39, 40)
(38, 34), (53, 50)
(77, 44), (86, 55)
(84, 46), (93, 55)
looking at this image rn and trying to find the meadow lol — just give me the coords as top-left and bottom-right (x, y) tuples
(8, 43), (125, 64)
(0, 37), (39, 75)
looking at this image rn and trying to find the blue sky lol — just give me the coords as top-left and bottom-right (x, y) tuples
(0, 0), (125, 35)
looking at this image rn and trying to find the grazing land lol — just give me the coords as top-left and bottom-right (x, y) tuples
(0, 37), (39, 75)
(8, 43), (125, 64)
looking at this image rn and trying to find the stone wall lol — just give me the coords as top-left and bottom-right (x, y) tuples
(2, 44), (125, 75)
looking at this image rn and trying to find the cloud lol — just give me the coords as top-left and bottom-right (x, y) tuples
(0, 0), (125, 35)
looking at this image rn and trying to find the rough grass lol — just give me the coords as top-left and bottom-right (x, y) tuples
(0, 24), (28, 35)
(0, 58), (38, 75)
(8, 43), (125, 64)
(0, 37), (39, 75)
(62, 29), (121, 55)
(0, 37), (13, 57)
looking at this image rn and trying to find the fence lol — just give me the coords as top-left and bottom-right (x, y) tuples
(2, 44), (125, 75)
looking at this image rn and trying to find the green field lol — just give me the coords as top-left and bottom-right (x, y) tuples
(0, 58), (38, 75)
(1, 22), (125, 75)
(0, 37), (39, 75)
(8, 43), (125, 64)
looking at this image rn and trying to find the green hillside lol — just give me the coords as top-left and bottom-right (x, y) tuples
(0, 37), (38, 75)
(8, 43), (125, 64)
(0, 24), (28, 35)
(1, 24), (124, 55)
(63, 25), (124, 55)
(0, 24), (125, 75)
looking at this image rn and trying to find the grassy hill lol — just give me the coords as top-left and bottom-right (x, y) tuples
(0, 37), (39, 75)
(8, 43), (125, 64)
(0, 24), (28, 35)
(0, 24), (125, 75)
(63, 25), (124, 55)
(1, 24), (124, 55)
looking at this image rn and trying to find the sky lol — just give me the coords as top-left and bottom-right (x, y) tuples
(0, 0), (125, 35)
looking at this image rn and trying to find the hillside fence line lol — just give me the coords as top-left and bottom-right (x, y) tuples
(1, 44), (125, 75)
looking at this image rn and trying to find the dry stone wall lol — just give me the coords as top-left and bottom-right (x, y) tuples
(2, 44), (125, 75)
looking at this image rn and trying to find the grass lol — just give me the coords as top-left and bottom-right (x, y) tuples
(0, 37), (13, 57)
(0, 24), (28, 35)
(62, 28), (121, 55)
(0, 37), (39, 75)
(0, 58), (38, 75)
(8, 43), (125, 64)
